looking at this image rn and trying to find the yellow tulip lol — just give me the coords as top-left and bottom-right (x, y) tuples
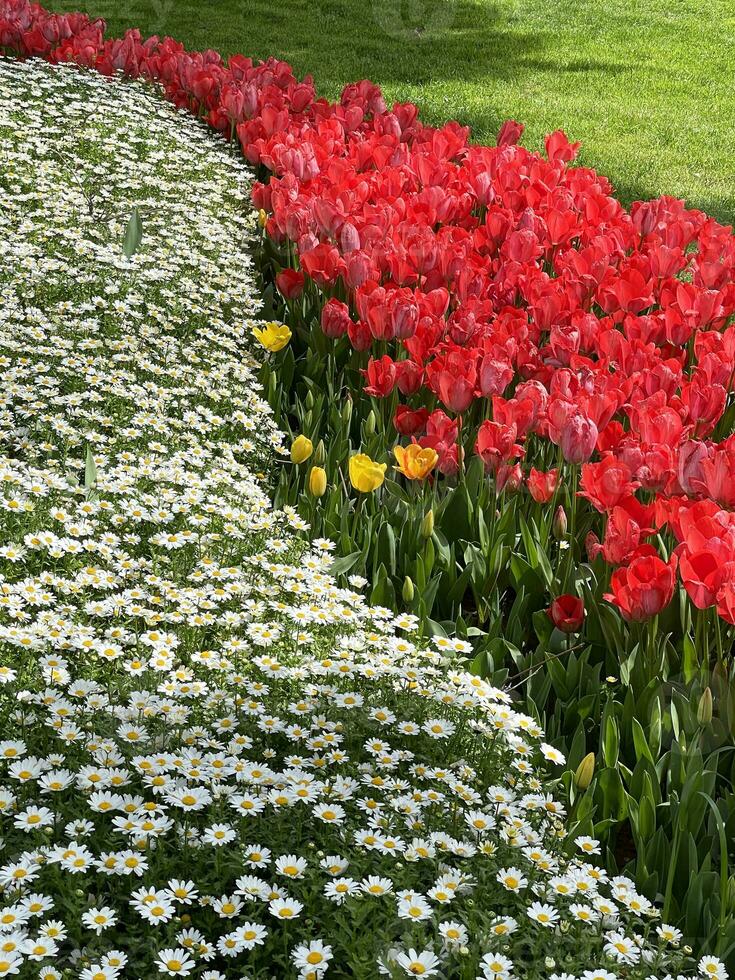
(697, 687), (713, 726)
(393, 443), (438, 481)
(574, 752), (595, 790)
(348, 453), (386, 493)
(253, 321), (291, 353)
(258, 208), (268, 228)
(290, 435), (313, 464)
(308, 466), (327, 497)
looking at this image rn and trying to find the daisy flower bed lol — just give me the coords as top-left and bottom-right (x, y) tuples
(0, 54), (723, 980)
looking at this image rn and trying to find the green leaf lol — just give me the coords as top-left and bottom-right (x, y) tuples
(123, 206), (143, 257)
(330, 551), (362, 577)
(699, 792), (730, 943)
(377, 521), (397, 576)
(602, 707), (619, 769)
(631, 717), (654, 764)
(84, 446), (97, 490)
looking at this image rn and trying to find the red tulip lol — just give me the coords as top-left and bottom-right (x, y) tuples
(275, 268), (305, 299)
(362, 356), (397, 398)
(347, 318), (372, 352)
(600, 500), (654, 565)
(419, 410), (459, 476)
(579, 457), (636, 513)
(559, 414), (598, 465)
(496, 462), (523, 494)
(691, 442), (735, 508)
(527, 468), (558, 503)
(547, 595), (585, 633)
(716, 581), (735, 625)
(395, 360), (424, 397)
(393, 405), (429, 436)
(300, 243), (341, 288)
(478, 353), (514, 398)
(544, 129), (581, 163)
(320, 298), (351, 339)
(496, 119), (524, 146)
(604, 547), (677, 622)
(425, 350), (477, 415)
(677, 543), (735, 610)
(475, 420), (523, 475)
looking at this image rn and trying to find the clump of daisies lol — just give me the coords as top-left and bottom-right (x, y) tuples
(0, 56), (723, 980)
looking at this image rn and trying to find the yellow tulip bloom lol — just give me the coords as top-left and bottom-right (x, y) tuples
(393, 443), (438, 481)
(290, 435), (313, 464)
(348, 453), (386, 493)
(253, 321), (291, 353)
(308, 466), (327, 497)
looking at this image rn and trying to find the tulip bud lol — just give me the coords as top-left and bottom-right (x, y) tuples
(553, 504), (567, 539)
(574, 752), (595, 790)
(290, 435), (313, 464)
(305, 390), (315, 410)
(308, 466), (327, 498)
(548, 594), (585, 633)
(421, 509), (434, 539)
(314, 440), (326, 465)
(258, 208), (267, 228)
(341, 398), (353, 427)
(402, 576), (415, 603)
(697, 687), (713, 726)
(364, 410), (376, 436)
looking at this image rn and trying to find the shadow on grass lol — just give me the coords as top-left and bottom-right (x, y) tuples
(51, 0), (551, 85)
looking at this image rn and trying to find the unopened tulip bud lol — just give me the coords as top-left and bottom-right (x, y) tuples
(290, 435), (313, 464)
(365, 410), (376, 436)
(697, 687), (713, 726)
(402, 576), (415, 603)
(308, 466), (327, 498)
(547, 595), (585, 633)
(574, 752), (595, 790)
(341, 398), (353, 427)
(314, 440), (326, 465)
(553, 504), (568, 539)
(305, 390), (315, 410)
(421, 509), (434, 539)
(258, 208), (267, 228)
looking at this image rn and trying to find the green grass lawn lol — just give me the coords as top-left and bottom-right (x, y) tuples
(49, 0), (735, 223)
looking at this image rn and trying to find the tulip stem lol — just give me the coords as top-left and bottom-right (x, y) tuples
(457, 413), (465, 487)
(646, 614), (659, 676)
(715, 612), (724, 663)
(351, 494), (364, 549)
(563, 465), (579, 589)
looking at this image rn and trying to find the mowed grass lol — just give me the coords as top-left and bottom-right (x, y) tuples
(49, 0), (735, 223)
